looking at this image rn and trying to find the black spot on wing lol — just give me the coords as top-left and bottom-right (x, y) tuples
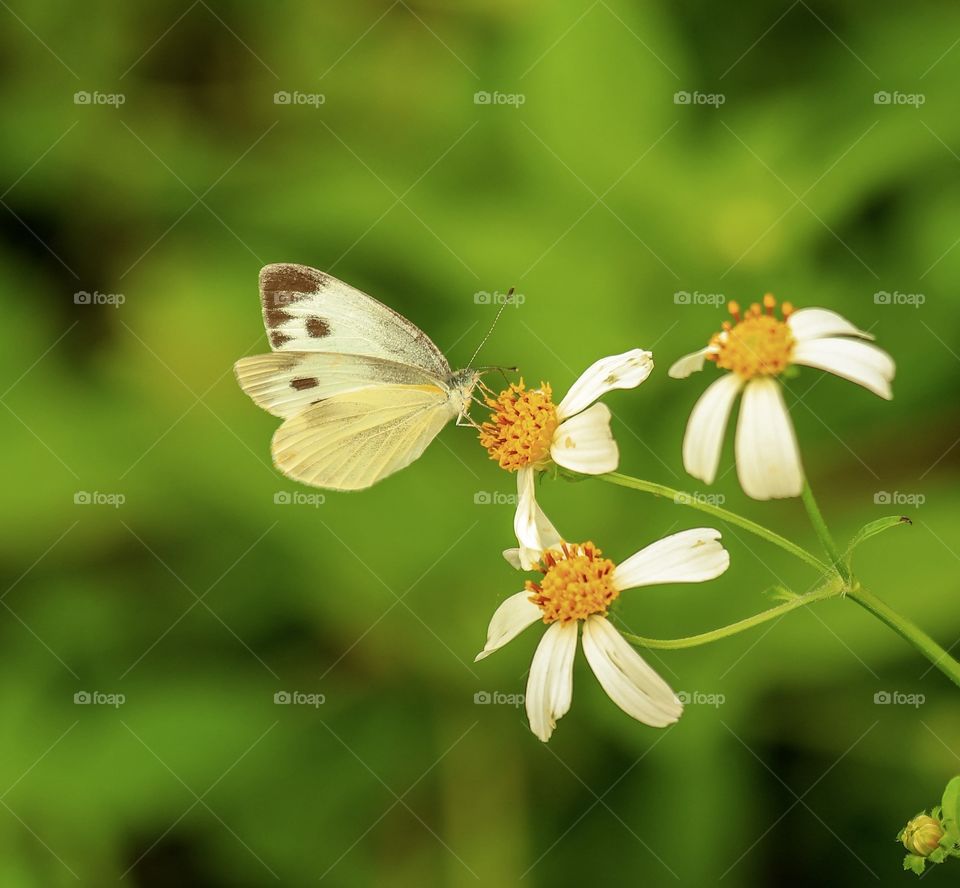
(305, 317), (331, 338)
(259, 263), (326, 328)
(270, 330), (292, 349)
(290, 377), (318, 391)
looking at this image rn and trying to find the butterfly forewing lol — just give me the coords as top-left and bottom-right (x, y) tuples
(260, 263), (450, 376)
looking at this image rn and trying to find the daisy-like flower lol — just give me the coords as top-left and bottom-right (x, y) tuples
(669, 295), (895, 500)
(479, 349), (653, 568)
(476, 519), (730, 742)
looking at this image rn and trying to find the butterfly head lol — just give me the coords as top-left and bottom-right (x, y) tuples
(449, 368), (483, 418)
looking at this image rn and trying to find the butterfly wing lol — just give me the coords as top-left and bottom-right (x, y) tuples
(271, 384), (458, 491)
(259, 263), (450, 376)
(234, 352), (447, 418)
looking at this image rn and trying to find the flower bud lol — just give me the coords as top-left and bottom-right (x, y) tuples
(901, 814), (944, 857)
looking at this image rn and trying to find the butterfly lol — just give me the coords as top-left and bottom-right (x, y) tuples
(235, 263), (487, 491)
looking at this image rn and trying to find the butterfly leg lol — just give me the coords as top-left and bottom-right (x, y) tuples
(456, 412), (482, 430)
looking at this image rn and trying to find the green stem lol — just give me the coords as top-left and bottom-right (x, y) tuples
(591, 471), (960, 688)
(800, 477), (849, 580)
(621, 581), (842, 650)
(846, 586), (960, 689)
(597, 472), (830, 575)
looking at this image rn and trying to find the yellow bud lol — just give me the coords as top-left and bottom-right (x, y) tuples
(902, 814), (944, 857)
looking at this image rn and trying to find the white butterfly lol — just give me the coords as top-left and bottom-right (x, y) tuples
(235, 263), (483, 491)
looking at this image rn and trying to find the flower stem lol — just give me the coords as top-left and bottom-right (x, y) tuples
(596, 472), (829, 574)
(800, 477), (849, 580)
(590, 472), (960, 688)
(621, 580), (843, 650)
(846, 585), (960, 689)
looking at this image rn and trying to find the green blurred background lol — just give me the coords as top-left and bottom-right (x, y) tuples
(2, 0), (959, 884)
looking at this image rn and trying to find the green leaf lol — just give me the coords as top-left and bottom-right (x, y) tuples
(846, 516), (912, 565)
(904, 854), (926, 875)
(942, 778), (960, 830)
(764, 585), (799, 603)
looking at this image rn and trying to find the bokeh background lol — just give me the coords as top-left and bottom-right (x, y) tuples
(2, 1), (960, 884)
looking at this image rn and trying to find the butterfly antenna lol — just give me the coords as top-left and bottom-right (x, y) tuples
(467, 289), (513, 369)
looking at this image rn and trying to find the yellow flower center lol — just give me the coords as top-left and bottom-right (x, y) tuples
(707, 294), (795, 379)
(478, 380), (559, 472)
(526, 542), (619, 624)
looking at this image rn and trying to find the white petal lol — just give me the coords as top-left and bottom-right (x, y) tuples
(581, 616), (681, 728)
(475, 591), (543, 661)
(735, 377), (803, 500)
(612, 528), (730, 591)
(525, 621), (578, 742)
(556, 349), (653, 419)
(502, 548), (523, 570)
(682, 373), (744, 485)
(787, 307), (874, 343)
(513, 468), (562, 571)
(550, 403), (619, 474)
(791, 337), (895, 400)
(668, 347), (712, 379)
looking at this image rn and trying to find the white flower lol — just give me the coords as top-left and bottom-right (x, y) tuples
(669, 296), (895, 500)
(479, 349), (654, 569)
(477, 524), (730, 742)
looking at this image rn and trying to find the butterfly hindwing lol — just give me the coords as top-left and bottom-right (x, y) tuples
(234, 352), (447, 418)
(270, 384), (456, 491)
